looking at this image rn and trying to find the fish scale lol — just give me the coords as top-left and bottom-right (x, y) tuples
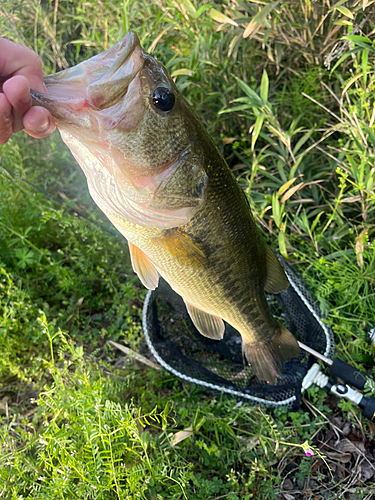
(30, 30), (300, 383)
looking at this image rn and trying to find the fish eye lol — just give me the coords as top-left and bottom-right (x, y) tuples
(152, 87), (175, 112)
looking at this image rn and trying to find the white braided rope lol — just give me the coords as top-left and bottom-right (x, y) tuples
(283, 267), (334, 359)
(142, 263), (334, 408)
(142, 289), (296, 408)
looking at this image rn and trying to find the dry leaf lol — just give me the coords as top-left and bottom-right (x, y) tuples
(243, 20), (259, 39)
(0, 396), (9, 414)
(243, 1), (280, 39)
(360, 461), (375, 482)
(247, 436), (260, 450)
(171, 425), (193, 446)
(336, 438), (366, 455)
(277, 177), (298, 197)
(324, 451), (352, 463)
(341, 196), (361, 203)
(222, 137), (237, 145)
(355, 228), (369, 268)
(282, 494), (295, 500)
(231, 163), (246, 171)
(210, 8), (238, 27)
(280, 182), (305, 203)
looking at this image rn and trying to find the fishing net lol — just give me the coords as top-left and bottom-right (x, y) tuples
(142, 256), (335, 410)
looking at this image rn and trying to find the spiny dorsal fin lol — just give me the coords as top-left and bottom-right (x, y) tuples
(184, 300), (225, 340)
(156, 229), (205, 268)
(264, 245), (290, 294)
(128, 242), (159, 290)
(243, 326), (300, 384)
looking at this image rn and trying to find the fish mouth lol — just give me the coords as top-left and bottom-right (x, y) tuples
(30, 31), (144, 126)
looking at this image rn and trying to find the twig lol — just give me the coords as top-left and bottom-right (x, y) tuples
(109, 341), (161, 370)
(303, 398), (344, 436)
(302, 92), (343, 123)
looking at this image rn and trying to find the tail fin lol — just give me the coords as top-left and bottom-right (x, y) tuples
(243, 326), (300, 384)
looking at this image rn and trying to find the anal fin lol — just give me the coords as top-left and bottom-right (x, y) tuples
(264, 246), (290, 294)
(128, 242), (159, 290)
(243, 326), (300, 384)
(184, 300), (224, 340)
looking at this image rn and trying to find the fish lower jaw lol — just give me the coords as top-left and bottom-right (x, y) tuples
(31, 90), (94, 129)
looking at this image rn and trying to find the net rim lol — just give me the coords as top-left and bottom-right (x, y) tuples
(283, 264), (334, 359)
(142, 257), (335, 408)
(142, 288), (298, 407)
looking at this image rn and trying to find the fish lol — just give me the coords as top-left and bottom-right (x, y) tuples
(30, 31), (300, 383)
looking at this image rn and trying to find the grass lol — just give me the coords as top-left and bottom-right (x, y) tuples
(0, 0), (375, 498)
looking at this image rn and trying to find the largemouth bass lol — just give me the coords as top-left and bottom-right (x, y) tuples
(31, 31), (299, 383)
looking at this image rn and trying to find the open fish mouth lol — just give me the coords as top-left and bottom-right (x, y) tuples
(30, 31), (144, 126)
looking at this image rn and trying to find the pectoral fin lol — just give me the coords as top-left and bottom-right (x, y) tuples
(156, 229), (205, 268)
(184, 300), (225, 340)
(264, 246), (290, 294)
(128, 242), (159, 290)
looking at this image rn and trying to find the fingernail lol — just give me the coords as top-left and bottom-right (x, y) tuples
(34, 116), (52, 134)
(43, 83), (48, 93)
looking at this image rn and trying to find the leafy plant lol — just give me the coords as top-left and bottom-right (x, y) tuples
(0, 0), (374, 498)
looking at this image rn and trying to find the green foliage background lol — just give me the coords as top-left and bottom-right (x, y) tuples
(0, 0), (374, 498)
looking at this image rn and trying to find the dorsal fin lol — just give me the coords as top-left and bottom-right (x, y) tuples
(128, 242), (159, 290)
(184, 300), (225, 340)
(156, 229), (205, 268)
(264, 246), (289, 294)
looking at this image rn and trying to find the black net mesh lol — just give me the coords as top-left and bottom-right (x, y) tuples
(142, 256), (335, 409)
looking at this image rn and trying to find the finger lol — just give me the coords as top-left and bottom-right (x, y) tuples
(3, 75), (32, 116)
(23, 106), (56, 139)
(0, 92), (13, 143)
(0, 38), (46, 93)
(3, 75), (32, 132)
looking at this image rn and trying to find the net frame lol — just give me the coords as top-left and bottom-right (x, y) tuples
(142, 257), (335, 409)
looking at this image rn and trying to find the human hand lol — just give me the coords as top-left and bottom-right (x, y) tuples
(0, 38), (56, 143)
